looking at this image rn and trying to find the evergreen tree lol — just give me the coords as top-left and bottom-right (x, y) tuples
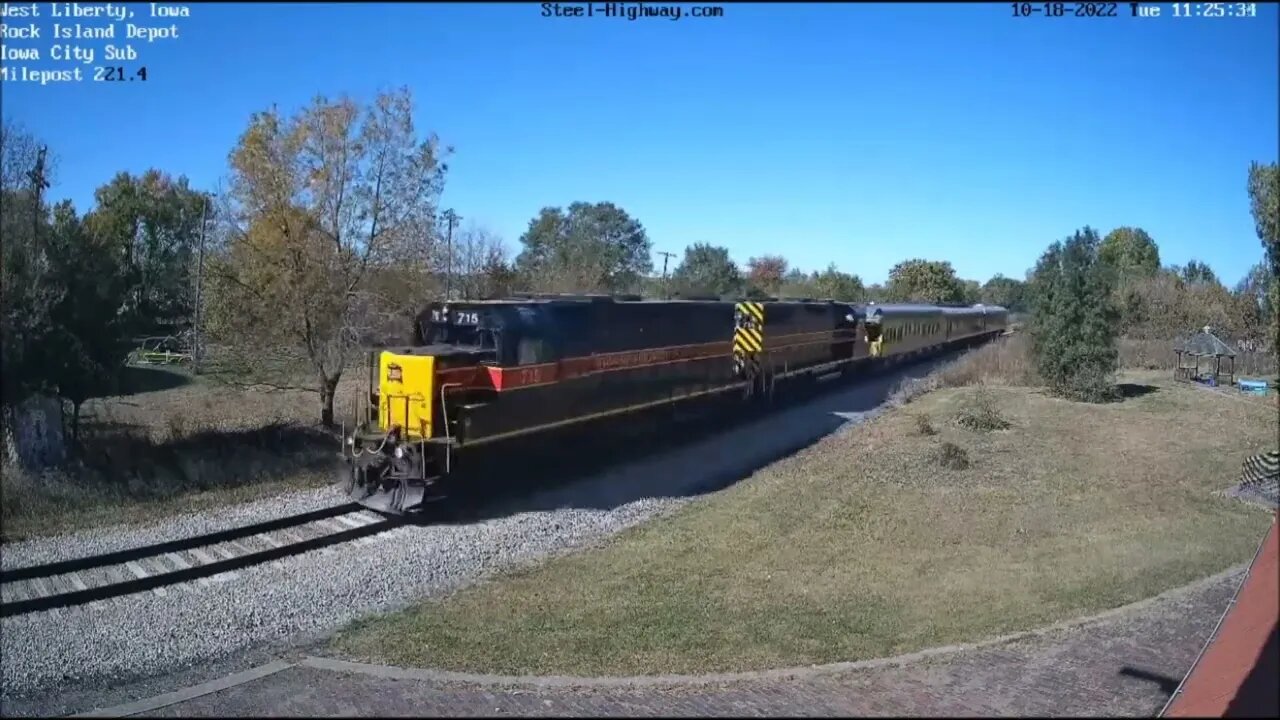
(1028, 226), (1119, 402)
(44, 201), (133, 439)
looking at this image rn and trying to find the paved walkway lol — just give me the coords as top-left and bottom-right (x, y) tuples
(65, 568), (1247, 718)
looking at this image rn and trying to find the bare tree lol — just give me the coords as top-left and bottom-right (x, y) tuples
(447, 223), (511, 299)
(0, 117), (48, 194)
(206, 89), (450, 426)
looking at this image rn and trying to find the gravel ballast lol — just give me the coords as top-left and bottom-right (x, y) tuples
(0, 358), (946, 704)
(0, 486), (347, 572)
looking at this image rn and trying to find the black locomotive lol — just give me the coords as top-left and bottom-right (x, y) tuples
(341, 294), (1007, 513)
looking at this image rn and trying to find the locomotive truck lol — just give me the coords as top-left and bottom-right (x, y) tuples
(341, 295), (1008, 514)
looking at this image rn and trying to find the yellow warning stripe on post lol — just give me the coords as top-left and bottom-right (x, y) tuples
(736, 301), (764, 324)
(733, 327), (763, 354)
(733, 302), (765, 383)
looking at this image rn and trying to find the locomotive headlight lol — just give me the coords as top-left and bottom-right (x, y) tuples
(346, 436), (354, 446)
(394, 445), (405, 459)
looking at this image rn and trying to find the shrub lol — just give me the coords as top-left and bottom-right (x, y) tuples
(935, 442), (970, 470)
(953, 388), (1011, 432)
(165, 413), (190, 443)
(1061, 364), (1121, 404)
(913, 414), (937, 436)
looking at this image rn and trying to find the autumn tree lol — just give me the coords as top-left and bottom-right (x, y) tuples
(1112, 265), (1262, 343)
(1099, 226), (1160, 283)
(746, 255), (788, 296)
(514, 202), (652, 294)
(1027, 227), (1118, 402)
(669, 242), (741, 297)
(208, 88), (450, 426)
(886, 259), (964, 304)
(1234, 261), (1274, 348)
(776, 267), (812, 298)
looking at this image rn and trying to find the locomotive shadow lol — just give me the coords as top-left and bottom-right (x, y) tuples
(443, 349), (971, 523)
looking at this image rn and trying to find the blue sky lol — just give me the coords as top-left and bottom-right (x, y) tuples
(4, 1), (1277, 285)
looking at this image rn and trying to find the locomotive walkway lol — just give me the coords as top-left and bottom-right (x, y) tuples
(61, 556), (1264, 718)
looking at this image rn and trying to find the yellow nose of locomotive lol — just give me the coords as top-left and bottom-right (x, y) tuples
(377, 350), (435, 439)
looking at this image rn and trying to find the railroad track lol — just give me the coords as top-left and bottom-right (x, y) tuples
(0, 503), (401, 618)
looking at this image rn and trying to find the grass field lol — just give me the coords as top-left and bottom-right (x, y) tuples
(0, 365), (367, 542)
(331, 369), (1277, 676)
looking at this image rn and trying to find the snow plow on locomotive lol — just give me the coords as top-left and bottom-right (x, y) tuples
(340, 294), (1007, 514)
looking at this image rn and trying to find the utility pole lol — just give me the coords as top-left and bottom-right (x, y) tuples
(441, 209), (459, 300)
(192, 193), (212, 375)
(657, 250), (676, 299)
(28, 146), (49, 251)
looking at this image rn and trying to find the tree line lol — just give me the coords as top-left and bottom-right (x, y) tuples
(1, 87), (1275, 431)
(1029, 165), (1277, 401)
(2, 121), (212, 438)
(663, 246), (1028, 310)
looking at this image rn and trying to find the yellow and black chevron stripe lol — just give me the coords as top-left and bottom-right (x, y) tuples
(733, 302), (764, 377)
(733, 302), (765, 353)
(734, 326), (763, 354)
(736, 300), (764, 325)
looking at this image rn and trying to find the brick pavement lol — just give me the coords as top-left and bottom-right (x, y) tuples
(122, 568), (1243, 718)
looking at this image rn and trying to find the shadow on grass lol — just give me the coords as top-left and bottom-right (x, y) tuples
(2, 422), (341, 541)
(75, 422), (338, 494)
(396, 346), (979, 526)
(1114, 383), (1159, 401)
(116, 365), (194, 396)
(78, 419), (149, 435)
